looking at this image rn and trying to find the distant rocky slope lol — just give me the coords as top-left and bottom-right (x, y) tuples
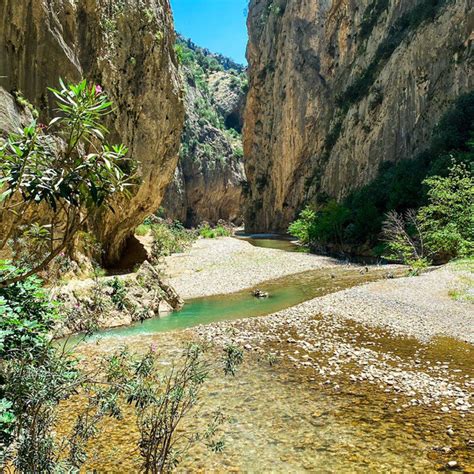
(0, 0), (184, 263)
(244, 0), (473, 232)
(162, 37), (247, 226)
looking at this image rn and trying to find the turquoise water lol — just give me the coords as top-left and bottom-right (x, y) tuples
(84, 267), (389, 340)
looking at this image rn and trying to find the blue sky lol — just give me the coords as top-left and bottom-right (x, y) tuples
(170, 0), (248, 65)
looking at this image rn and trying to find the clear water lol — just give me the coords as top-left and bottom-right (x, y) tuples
(86, 267), (391, 341)
(66, 329), (474, 473)
(62, 238), (473, 472)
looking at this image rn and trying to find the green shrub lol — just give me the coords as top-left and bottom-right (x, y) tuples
(0, 262), (58, 359)
(288, 207), (316, 245)
(150, 220), (196, 259)
(199, 224), (232, 239)
(290, 201), (351, 248)
(110, 277), (127, 310)
(215, 225), (232, 237)
(418, 162), (474, 260)
(308, 200), (351, 247)
(135, 224), (151, 236)
(233, 146), (244, 159)
(381, 209), (431, 273)
(199, 225), (216, 239)
(0, 263), (99, 470)
(381, 162), (473, 268)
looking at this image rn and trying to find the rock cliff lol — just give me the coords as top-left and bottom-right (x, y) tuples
(0, 0), (184, 263)
(244, 0), (473, 231)
(162, 38), (246, 226)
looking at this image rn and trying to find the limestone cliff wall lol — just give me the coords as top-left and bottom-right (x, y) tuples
(244, 0), (473, 231)
(0, 0), (184, 262)
(162, 53), (246, 226)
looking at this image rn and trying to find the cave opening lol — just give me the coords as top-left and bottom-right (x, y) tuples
(225, 112), (243, 133)
(107, 235), (148, 274)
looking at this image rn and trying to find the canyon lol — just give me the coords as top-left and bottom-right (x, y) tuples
(162, 37), (246, 226)
(1, 0), (472, 251)
(1, 2), (473, 472)
(244, 0), (473, 231)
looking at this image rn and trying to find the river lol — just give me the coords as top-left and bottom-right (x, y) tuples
(64, 237), (473, 472)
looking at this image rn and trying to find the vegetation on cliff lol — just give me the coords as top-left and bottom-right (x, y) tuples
(162, 36), (246, 226)
(244, 0), (471, 233)
(289, 92), (474, 265)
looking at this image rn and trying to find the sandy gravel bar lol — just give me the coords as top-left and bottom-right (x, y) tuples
(164, 237), (340, 299)
(307, 265), (474, 343)
(196, 262), (473, 343)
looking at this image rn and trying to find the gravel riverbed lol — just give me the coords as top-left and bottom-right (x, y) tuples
(195, 290), (473, 416)
(77, 239), (473, 470)
(164, 237), (341, 299)
(164, 238), (473, 415)
(166, 238), (472, 344)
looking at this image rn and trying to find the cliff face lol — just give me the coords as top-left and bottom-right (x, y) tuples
(244, 0), (474, 232)
(162, 38), (246, 226)
(0, 0), (184, 263)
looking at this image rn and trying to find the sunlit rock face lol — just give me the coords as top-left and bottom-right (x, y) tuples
(162, 40), (246, 227)
(243, 0), (473, 232)
(0, 0), (184, 263)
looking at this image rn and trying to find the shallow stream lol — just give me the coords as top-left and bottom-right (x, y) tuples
(91, 266), (391, 339)
(68, 237), (473, 472)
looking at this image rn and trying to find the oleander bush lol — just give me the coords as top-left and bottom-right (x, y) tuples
(0, 79), (135, 287)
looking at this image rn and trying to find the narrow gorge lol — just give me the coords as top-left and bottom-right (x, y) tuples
(162, 36), (247, 226)
(0, 1), (472, 473)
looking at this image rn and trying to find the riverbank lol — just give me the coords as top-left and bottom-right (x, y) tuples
(292, 263), (474, 343)
(164, 237), (344, 299)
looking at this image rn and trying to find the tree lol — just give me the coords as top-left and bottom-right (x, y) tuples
(418, 161), (474, 260)
(382, 209), (430, 273)
(0, 79), (135, 287)
(382, 162), (473, 269)
(308, 200), (351, 247)
(288, 206), (316, 245)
